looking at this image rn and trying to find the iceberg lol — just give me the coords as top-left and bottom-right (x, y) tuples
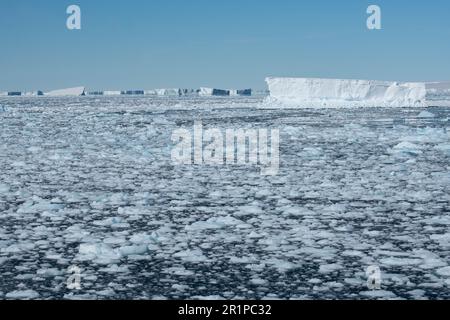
(7, 91), (22, 96)
(199, 87), (214, 96)
(155, 88), (181, 96)
(199, 87), (234, 96)
(426, 82), (450, 107)
(23, 91), (44, 96)
(103, 91), (121, 96)
(144, 89), (181, 96)
(201, 88), (251, 97)
(230, 89), (252, 96)
(265, 77), (427, 108)
(45, 87), (85, 97)
(87, 91), (104, 96)
(121, 90), (144, 95)
(179, 89), (197, 96)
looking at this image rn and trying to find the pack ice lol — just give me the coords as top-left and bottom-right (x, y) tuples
(265, 77), (428, 108)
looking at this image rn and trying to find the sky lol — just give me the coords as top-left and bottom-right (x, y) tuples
(0, 0), (449, 91)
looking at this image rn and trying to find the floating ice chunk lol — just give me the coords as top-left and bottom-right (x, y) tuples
(185, 216), (244, 231)
(164, 267), (195, 277)
(99, 264), (129, 273)
(236, 205), (263, 217)
(414, 249), (447, 269)
(250, 278), (267, 286)
(16, 197), (64, 214)
(119, 245), (148, 256)
(129, 233), (156, 244)
(379, 257), (423, 266)
(93, 217), (130, 228)
(192, 295), (225, 300)
(435, 144), (450, 155)
(103, 237), (127, 245)
(282, 206), (315, 217)
(2, 242), (36, 254)
(63, 225), (90, 242)
(302, 147), (323, 157)
(118, 206), (153, 216)
(173, 249), (208, 263)
(360, 290), (397, 299)
(229, 256), (256, 264)
(6, 290), (39, 299)
(390, 142), (423, 156)
(430, 234), (450, 247)
(417, 110), (435, 118)
(0, 184), (10, 193)
(436, 267), (450, 277)
(318, 263), (343, 274)
(36, 268), (63, 277)
(78, 243), (122, 265)
(265, 258), (297, 273)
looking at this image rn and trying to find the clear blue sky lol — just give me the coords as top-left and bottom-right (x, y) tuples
(1, 0), (449, 91)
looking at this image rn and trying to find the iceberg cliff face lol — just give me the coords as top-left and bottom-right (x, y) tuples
(426, 82), (450, 107)
(266, 77), (427, 108)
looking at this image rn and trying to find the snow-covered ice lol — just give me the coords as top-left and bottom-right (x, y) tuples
(266, 77), (428, 108)
(0, 95), (449, 300)
(45, 87), (86, 97)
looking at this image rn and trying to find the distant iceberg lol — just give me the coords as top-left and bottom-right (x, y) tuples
(199, 87), (214, 96)
(230, 89), (252, 96)
(199, 87), (252, 97)
(23, 91), (44, 96)
(7, 91), (22, 96)
(155, 88), (181, 96)
(87, 91), (104, 96)
(265, 77), (428, 108)
(46, 87), (85, 97)
(121, 90), (144, 95)
(103, 91), (121, 96)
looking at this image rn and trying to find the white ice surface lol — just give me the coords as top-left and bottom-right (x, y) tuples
(266, 77), (428, 108)
(45, 87), (85, 97)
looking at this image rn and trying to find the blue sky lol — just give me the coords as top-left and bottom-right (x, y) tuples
(0, 0), (449, 91)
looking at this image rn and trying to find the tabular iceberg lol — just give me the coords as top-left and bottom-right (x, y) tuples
(103, 91), (121, 96)
(7, 92), (22, 96)
(199, 87), (252, 97)
(154, 88), (182, 96)
(265, 77), (428, 108)
(45, 87), (86, 97)
(426, 82), (450, 107)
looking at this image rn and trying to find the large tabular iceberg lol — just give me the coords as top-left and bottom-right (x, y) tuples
(266, 77), (428, 108)
(426, 82), (450, 107)
(45, 87), (86, 97)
